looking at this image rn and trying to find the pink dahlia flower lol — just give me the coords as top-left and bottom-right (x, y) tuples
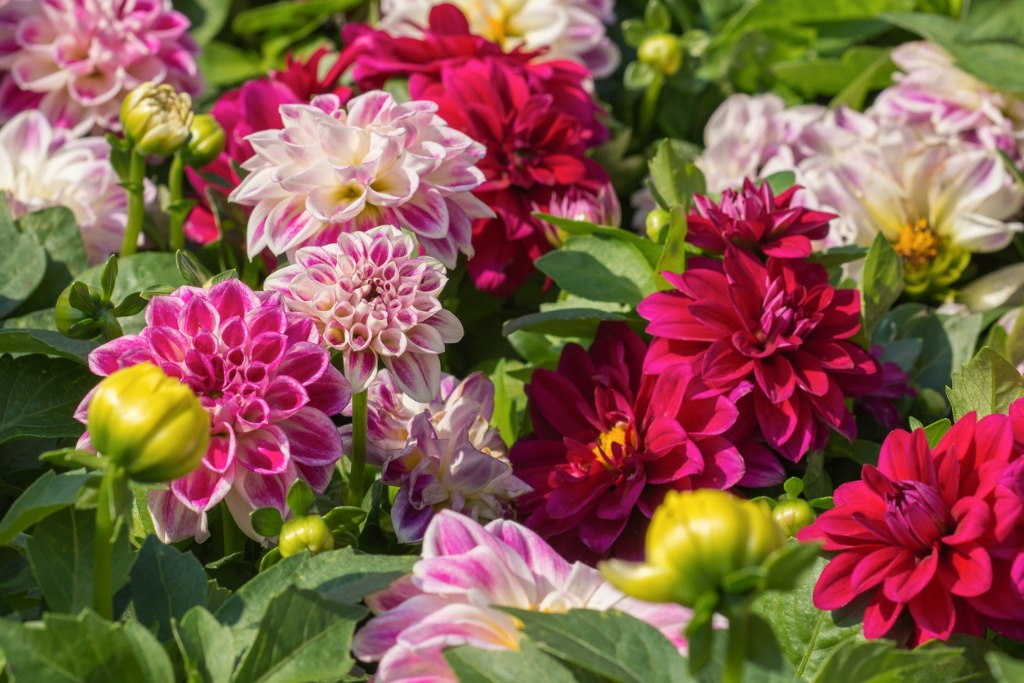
(798, 406), (1024, 645)
(76, 279), (351, 543)
(184, 48), (351, 245)
(688, 180), (835, 259)
(352, 511), (693, 681)
(638, 247), (881, 463)
(0, 0), (202, 135)
(0, 109), (132, 263)
(229, 90), (491, 267)
(263, 225), (463, 401)
(508, 322), (758, 563)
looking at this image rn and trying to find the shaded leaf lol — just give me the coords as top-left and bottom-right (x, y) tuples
(0, 354), (97, 444)
(131, 535), (209, 641)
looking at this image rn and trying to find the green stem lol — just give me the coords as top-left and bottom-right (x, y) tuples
(120, 151), (147, 256)
(369, 0), (380, 24)
(168, 153), (186, 252)
(93, 466), (120, 620)
(348, 390), (368, 506)
(221, 502), (244, 556)
(638, 73), (665, 145)
(723, 609), (749, 683)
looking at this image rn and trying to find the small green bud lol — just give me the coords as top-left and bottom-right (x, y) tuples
(55, 282), (104, 339)
(278, 515), (334, 558)
(638, 34), (683, 76)
(645, 208), (670, 241)
(772, 499), (817, 537)
(182, 114), (226, 168)
(87, 363), (210, 482)
(120, 82), (193, 158)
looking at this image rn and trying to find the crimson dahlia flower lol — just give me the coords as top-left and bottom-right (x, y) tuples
(798, 407), (1024, 644)
(509, 322), (747, 563)
(638, 246), (880, 462)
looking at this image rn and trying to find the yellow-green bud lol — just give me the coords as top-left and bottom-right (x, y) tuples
(645, 208), (671, 241)
(599, 490), (786, 606)
(278, 515), (334, 557)
(55, 282), (103, 340)
(120, 82), (194, 157)
(772, 499), (816, 537)
(638, 34), (683, 76)
(87, 362), (210, 482)
(182, 114), (226, 168)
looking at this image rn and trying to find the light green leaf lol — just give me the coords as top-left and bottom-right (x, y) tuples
(947, 346), (1024, 420)
(648, 139), (705, 210)
(444, 642), (579, 683)
(987, 651), (1024, 683)
(535, 235), (657, 306)
(174, 606), (236, 683)
(859, 233), (904, 337)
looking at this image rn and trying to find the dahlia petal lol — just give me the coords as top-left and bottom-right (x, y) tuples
(235, 426), (290, 475)
(812, 551), (864, 609)
(883, 548), (938, 603)
(862, 590), (903, 639)
(907, 579), (956, 641)
(278, 407), (344, 467)
(947, 545), (993, 598)
(386, 352), (441, 403)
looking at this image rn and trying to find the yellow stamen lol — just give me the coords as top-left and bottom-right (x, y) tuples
(892, 218), (940, 271)
(593, 423), (631, 470)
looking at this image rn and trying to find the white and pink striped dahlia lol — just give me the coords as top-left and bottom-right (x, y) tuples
(0, 109), (129, 262)
(76, 279), (351, 543)
(0, 0), (203, 135)
(263, 225), (463, 401)
(229, 91), (491, 267)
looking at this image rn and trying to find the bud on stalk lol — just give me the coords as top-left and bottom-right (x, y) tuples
(279, 515), (334, 558)
(120, 82), (193, 158)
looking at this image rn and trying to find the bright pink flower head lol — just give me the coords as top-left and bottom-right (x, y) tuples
(352, 511), (693, 681)
(638, 247), (880, 463)
(264, 225), (463, 401)
(229, 91), (491, 267)
(76, 279), (350, 543)
(0, 0), (202, 135)
(508, 322), (752, 563)
(798, 405), (1024, 645)
(688, 180), (836, 258)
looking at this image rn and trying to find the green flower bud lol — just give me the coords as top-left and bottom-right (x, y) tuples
(278, 515), (334, 558)
(87, 362), (210, 482)
(120, 82), (194, 158)
(55, 282), (104, 340)
(772, 499), (816, 537)
(599, 490), (786, 607)
(645, 208), (670, 242)
(638, 34), (683, 76)
(182, 114), (226, 168)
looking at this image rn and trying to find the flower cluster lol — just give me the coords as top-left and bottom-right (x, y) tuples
(799, 404), (1024, 645)
(76, 279), (350, 543)
(230, 91), (490, 267)
(352, 511), (692, 681)
(341, 5), (614, 295)
(264, 225), (462, 401)
(0, 0), (203, 135)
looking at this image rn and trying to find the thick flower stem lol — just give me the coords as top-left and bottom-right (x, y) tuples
(93, 466), (121, 620)
(723, 609), (749, 683)
(348, 390), (369, 506)
(638, 73), (665, 144)
(221, 502), (245, 556)
(120, 150), (147, 256)
(168, 153), (186, 251)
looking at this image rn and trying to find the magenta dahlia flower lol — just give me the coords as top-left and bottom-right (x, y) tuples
(508, 322), (756, 563)
(0, 0), (202, 135)
(228, 90), (490, 267)
(76, 279), (350, 543)
(352, 511), (692, 681)
(688, 180), (836, 258)
(263, 225), (463, 401)
(798, 406), (1024, 645)
(639, 247), (880, 462)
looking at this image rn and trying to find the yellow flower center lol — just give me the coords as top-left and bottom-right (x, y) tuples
(892, 218), (941, 271)
(593, 422), (632, 470)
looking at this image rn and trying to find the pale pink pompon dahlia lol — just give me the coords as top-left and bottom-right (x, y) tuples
(229, 91), (492, 268)
(76, 279), (351, 543)
(264, 225), (463, 402)
(0, 0), (203, 135)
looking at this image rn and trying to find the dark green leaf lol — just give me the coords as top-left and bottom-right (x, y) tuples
(533, 212), (663, 268)
(285, 479), (315, 517)
(655, 206), (688, 287)
(535, 236), (657, 306)
(444, 642), (579, 683)
(0, 209), (46, 318)
(177, 249), (211, 287)
(174, 606), (235, 683)
(12, 207), (90, 315)
(859, 233), (903, 337)
(0, 354), (97, 443)
(947, 346), (1024, 420)
(0, 469), (95, 546)
(811, 637), (973, 683)
(251, 506), (285, 538)
(502, 308), (632, 338)
(131, 535), (208, 641)
(0, 329), (97, 363)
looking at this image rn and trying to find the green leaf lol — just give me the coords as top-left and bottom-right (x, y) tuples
(0, 329), (97, 363)
(131, 535), (208, 641)
(506, 608), (689, 683)
(251, 506), (286, 538)
(774, 46), (895, 97)
(0, 469), (94, 546)
(859, 233), (904, 338)
(174, 606), (235, 683)
(11, 207), (90, 315)
(655, 206), (688, 287)
(215, 549), (415, 651)
(25, 507), (134, 615)
(232, 587), (365, 683)
(533, 212), (663, 267)
(830, 50), (896, 110)
(923, 418), (951, 447)
(648, 140), (705, 210)
(762, 540), (821, 592)
(811, 637), (973, 683)
(444, 642), (579, 683)
(502, 308), (632, 337)
(285, 479), (315, 517)
(947, 346), (1024, 421)
(535, 235), (657, 307)
(0, 205), (47, 318)
(196, 41), (264, 86)
(489, 358), (528, 444)
(232, 0), (364, 34)
(988, 651), (1024, 683)
(0, 354), (97, 444)
(0, 610), (174, 683)
(176, 0), (230, 44)
(752, 557), (865, 680)
(79, 252), (185, 334)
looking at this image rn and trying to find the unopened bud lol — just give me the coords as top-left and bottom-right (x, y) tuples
(182, 114), (226, 168)
(279, 515), (334, 557)
(120, 82), (193, 157)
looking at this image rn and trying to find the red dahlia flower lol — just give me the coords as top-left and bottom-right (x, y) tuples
(339, 5), (611, 296)
(798, 407), (1024, 645)
(638, 246), (880, 462)
(508, 322), (746, 563)
(688, 180), (835, 258)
